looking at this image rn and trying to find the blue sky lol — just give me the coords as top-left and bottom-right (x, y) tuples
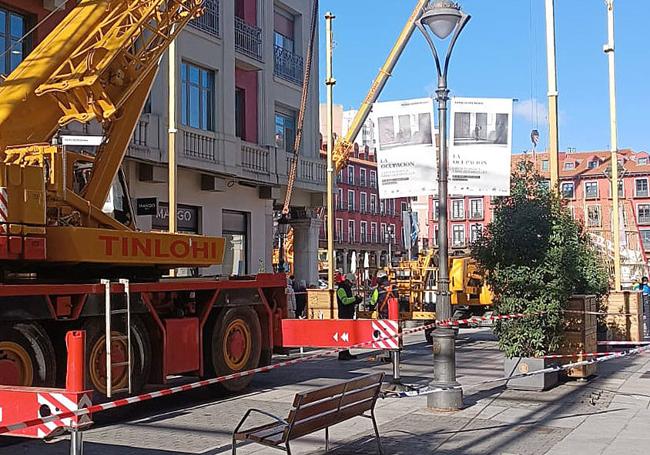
(317, 0), (650, 154)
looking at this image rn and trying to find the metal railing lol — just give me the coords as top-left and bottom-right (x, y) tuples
(241, 142), (270, 174)
(183, 129), (218, 162)
(274, 45), (303, 85)
(235, 17), (262, 61)
(190, 0), (220, 37)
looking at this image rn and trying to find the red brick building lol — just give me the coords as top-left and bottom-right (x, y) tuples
(319, 145), (409, 273)
(423, 149), (650, 286)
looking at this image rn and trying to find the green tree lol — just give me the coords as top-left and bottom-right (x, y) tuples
(472, 160), (609, 358)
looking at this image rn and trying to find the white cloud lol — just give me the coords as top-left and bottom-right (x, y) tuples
(514, 98), (548, 124)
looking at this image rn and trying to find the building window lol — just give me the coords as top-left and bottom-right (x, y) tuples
(390, 224), (397, 244)
(584, 181), (598, 199)
(336, 170), (343, 183)
(0, 8), (28, 76)
(433, 226), (439, 246)
(190, 0), (219, 37)
(638, 204), (650, 225)
(348, 220), (355, 243)
(336, 188), (343, 209)
(639, 157), (648, 166)
(360, 168), (367, 186)
(561, 182), (575, 199)
(470, 224), (483, 243)
(401, 202), (407, 215)
(222, 210), (249, 276)
(610, 179), (624, 198)
(181, 62), (215, 131)
(541, 160), (549, 171)
(641, 229), (650, 250)
(451, 200), (465, 220)
(370, 170), (377, 188)
(380, 201), (385, 215)
(564, 161), (575, 170)
(371, 222), (377, 243)
(274, 9), (303, 85)
(380, 223), (386, 243)
(360, 221), (367, 243)
(370, 194), (377, 214)
(636, 178), (649, 198)
(360, 192), (367, 213)
(587, 205), (601, 227)
(469, 199), (484, 219)
(588, 159), (599, 169)
(347, 190), (355, 211)
(347, 165), (355, 185)
(275, 110), (296, 153)
(336, 218), (343, 242)
(389, 199), (395, 216)
(433, 200), (439, 221)
(452, 225), (465, 247)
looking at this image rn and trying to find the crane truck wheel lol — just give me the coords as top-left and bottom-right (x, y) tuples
(209, 306), (262, 393)
(0, 322), (56, 387)
(83, 316), (152, 399)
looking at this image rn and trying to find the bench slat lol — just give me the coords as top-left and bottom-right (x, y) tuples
(288, 399), (375, 440)
(294, 373), (383, 406)
(243, 422), (288, 445)
(233, 421), (284, 441)
(292, 384), (380, 423)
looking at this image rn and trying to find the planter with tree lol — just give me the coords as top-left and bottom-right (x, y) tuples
(472, 160), (608, 390)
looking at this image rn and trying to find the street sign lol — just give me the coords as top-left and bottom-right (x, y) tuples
(136, 197), (158, 216)
(60, 135), (104, 146)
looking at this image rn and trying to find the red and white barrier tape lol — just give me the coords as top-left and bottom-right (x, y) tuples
(389, 343), (650, 398)
(540, 352), (614, 359)
(597, 340), (650, 346)
(0, 310), (542, 436)
(563, 309), (637, 317)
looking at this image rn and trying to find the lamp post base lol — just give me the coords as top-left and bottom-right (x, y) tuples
(427, 327), (463, 411)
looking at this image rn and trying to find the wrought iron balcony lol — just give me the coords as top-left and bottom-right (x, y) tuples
(235, 17), (262, 61)
(273, 45), (303, 85)
(190, 0), (220, 37)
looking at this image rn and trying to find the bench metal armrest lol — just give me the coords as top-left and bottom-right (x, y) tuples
(233, 408), (288, 436)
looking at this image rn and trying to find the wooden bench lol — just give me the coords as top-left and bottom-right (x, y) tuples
(232, 372), (385, 454)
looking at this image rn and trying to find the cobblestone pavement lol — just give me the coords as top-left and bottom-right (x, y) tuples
(3, 328), (650, 454)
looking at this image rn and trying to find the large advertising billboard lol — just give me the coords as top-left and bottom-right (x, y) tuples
(449, 97), (513, 196)
(374, 98), (437, 199)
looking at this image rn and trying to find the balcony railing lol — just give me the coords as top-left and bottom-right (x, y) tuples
(274, 45), (303, 85)
(182, 129), (219, 162)
(190, 0), (220, 37)
(241, 142), (270, 174)
(235, 17), (262, 61)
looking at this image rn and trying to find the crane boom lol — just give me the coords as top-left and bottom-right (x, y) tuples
(332, 0), (429, 172)
(0, 0), (225, 272)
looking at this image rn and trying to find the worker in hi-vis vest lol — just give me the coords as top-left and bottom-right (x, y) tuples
(337, 272), (361, 360)
(370, 273), (398, 319)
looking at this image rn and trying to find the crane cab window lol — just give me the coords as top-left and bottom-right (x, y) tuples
(0, 8), (28, 76)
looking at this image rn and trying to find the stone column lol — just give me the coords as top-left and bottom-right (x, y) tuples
(291, 217), (322, 286)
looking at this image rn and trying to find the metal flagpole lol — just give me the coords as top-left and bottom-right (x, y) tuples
(544, 0), (560, 192)
(326, 12), (336, 295)
(605, 0), (622, 291)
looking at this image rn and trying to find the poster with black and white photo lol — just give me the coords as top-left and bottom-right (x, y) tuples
(449, 97), (513, 196)
(374, 98), (437, 199)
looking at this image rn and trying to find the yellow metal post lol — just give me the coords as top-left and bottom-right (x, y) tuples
(325, 12), (336, 292)
(168, 39), (177, 276)
(605, 0), (622, 291)
(545, 0), (560, 192)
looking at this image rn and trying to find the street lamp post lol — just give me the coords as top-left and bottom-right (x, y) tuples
(277, 214), (290, 273)
(416, 0), (470, 411)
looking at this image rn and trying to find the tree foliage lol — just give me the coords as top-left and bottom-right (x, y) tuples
(471, 160), (609, 358)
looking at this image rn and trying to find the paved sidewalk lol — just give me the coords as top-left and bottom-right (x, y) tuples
(3, 329), (650, 454)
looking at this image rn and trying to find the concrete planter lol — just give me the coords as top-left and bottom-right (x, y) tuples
(503, 357), (558, 391)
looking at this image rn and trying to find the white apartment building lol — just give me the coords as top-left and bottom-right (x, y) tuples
(123, 0), (325, 282)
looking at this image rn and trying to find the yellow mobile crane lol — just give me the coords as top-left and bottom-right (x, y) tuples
(0, 1), (291, 416)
